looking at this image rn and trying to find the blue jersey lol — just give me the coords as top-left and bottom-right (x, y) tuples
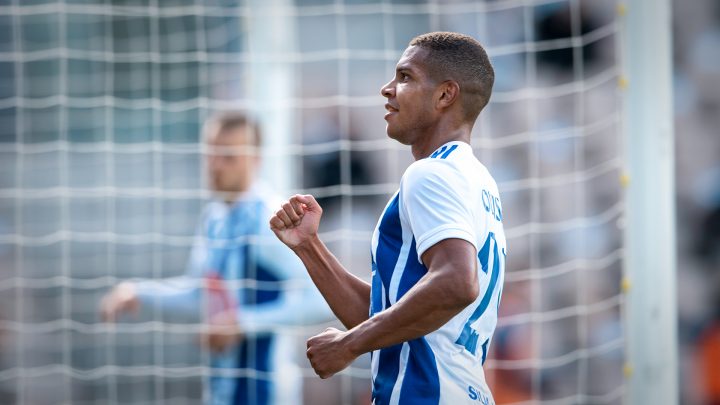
(135, 183), (330, 405)
(370, 141), (506, 405)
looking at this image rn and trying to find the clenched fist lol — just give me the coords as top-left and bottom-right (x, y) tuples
(269, 194), (323, 250)
(306, 327), (358, 379)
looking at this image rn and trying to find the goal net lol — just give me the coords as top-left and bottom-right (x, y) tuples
(0, 0), (624, 404)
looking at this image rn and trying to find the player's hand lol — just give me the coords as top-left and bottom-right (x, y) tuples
(201, 310), (244, 354)
(269, 194), (323, 250)
(100, 282), (141, 322)
(306, 327), (358, 379)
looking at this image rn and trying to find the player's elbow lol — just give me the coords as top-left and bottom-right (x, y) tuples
(443, 270), (479, 309)
(428, 253), (480, 310)
(456, 277), (479, 307)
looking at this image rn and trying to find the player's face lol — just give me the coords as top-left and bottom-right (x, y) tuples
(380, 46), (437, 145)
(205, 127), (259, 195)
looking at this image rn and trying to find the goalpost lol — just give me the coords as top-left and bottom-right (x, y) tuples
(0, 0), (676, 404)
(621, 0), (677, 403)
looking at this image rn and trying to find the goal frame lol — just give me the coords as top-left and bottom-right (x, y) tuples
(621, 0), (678, 403)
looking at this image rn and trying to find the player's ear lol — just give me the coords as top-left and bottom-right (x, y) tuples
(436, 80), (460, 110)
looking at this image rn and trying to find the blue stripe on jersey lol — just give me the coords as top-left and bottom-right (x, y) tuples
(429, 144), (458, 159)
(477, 232), (492, 274)
(372, 194), (404, 404)
(370, 259), (383, 316)
(232, 335), (274, 405)
(396, 238), (427, 301)
(455, 232), (500, 356)
(430, 145), (447, 158)
(373, 344), (404, 405)
(376, 194), (402, 308)
(439, 144), (458, 159)
(231, 205), (280, 404)
(398, 337), (440, 404)
(480, 338), (490, 365)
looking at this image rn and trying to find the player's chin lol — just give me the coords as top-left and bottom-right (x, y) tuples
(385, 123), (398, 140)
(386, 127), (410, 145)
(210, 178), (223, 191)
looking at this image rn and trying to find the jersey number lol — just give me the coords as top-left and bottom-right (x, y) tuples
(454, 232), (504, 364)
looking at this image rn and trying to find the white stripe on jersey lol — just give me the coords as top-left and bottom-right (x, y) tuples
(389, 342), (410, 405)
(387, 222), (414, 306)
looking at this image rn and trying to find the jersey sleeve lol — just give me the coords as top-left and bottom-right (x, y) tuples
(401, 160), (479, 262)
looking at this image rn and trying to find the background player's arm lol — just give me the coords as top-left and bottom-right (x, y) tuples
(270, 194), (371, 329)
(100, 212), (210, 323)
(305, 237), (478, 378)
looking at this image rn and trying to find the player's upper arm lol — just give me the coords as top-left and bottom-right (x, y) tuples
(401, 160), (481, 261)
(421, 238), (480, 306)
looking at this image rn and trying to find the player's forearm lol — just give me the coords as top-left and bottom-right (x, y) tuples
(342, 267), (476, 355)
(292, 235), (371, 329)
(134, 277), (201, 317)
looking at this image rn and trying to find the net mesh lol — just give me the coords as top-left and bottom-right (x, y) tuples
(0, 0), (624, 403)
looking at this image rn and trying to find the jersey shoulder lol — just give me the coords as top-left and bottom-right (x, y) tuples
(402, 142), (484, 193)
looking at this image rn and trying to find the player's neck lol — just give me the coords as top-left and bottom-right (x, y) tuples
(213, 181), (256, 205)
(211, 190), (242, 205)
(410, 123), (472, 160)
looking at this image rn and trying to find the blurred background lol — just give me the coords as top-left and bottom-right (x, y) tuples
(0, 0), (717, 404)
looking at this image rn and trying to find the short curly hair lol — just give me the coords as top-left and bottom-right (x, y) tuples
(409, 32), (495, 122)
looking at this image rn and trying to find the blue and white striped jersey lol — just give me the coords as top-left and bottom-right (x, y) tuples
(370, 141), (506, 405)
(134, 182), (330, 405)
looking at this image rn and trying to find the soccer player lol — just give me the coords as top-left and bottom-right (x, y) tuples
(270, 32), (506, 404)
(100, 112), (330, 405)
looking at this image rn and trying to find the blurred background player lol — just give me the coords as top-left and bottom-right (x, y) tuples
(99, 112), (331, 405)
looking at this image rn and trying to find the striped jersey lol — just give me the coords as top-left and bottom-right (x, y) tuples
(370, 141), (506, 405)
(134, 182), (330, 405)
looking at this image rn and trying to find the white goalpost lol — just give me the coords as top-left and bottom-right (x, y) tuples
(621, 0), (677, 404)
(0, 0), (676, 404)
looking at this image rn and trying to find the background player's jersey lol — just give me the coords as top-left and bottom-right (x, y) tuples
(134, 183), (330, 405)
(370, 141), (506, 405)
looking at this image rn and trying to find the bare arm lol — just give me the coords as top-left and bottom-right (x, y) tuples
(306, 238), (479, 378)
(269, 194), (371, 329)
(346, 238), (477, 348)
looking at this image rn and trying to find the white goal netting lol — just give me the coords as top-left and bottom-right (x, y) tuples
(0, 0), (624, 404)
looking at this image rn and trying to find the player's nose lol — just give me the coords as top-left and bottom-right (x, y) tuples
(380, 80), (394, 98)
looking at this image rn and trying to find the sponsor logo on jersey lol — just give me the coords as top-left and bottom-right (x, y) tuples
(468, 385), (491, 404)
